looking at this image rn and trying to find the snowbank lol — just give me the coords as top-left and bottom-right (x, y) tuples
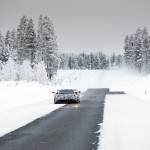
(99, 94), (150, 150)
(0, 81), (53, 111)
(94, 69), (150, 150)
(0, 81), (65, 137)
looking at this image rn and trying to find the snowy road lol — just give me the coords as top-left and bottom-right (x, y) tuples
(0, 88), (108, 150)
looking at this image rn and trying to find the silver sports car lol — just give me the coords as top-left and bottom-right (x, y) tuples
(52, 89), (80, 104)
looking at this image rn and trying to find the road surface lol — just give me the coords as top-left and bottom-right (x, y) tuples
(0, 88), (109, 150)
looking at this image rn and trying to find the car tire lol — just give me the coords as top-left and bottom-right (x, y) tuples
(54, 100), (57, 104)
(77, 100), (80, 103)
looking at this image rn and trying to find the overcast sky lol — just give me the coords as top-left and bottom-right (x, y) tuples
(0, 0), (150, 54)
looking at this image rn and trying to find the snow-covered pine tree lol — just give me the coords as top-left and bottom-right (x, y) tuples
(35, 61), (48, 83)
(141, 27), (150, 73)
(68, 53), (78, 69)
(128, 35), (135, 69)
(0, 32), (9, 64)
(78, 53), (85, 69)
(59, 53), (69, 69)
(93, 53), (100, 69)
(10, 29), (18, 61)
(116, 54), (123, 67)
(124, 34), (135, 69)
(42, 16), (58, 78)
(5, 30), (18, 60)
(5, 31), (11, 58)
(146, 36), (150, 73)
(90, 52), (95, 69)
(86, 54), (92, 69)
(5, 30), (11, 47)
(36, 14), (43, 63)
(68, 54), (73, 69)
(81, 53), (87, 69)
(99, 52), (108, 69)
(110, 53), (116, 67)
(124, 35), (130, 66)
(71, 54), (78, 69)
(19, 60), (35, 81)
(17, 15), (28, 64)
(105, 57), (110, 69)
(24, 18), (36, 66)
(134, 27), (143, 72)
(0, 60), (3, 80)
(2, 57), (17, 81)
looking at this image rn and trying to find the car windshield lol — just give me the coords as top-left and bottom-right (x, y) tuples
(58, 90), (74, 94)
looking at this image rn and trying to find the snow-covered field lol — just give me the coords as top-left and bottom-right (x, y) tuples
(99, 94), (150, 150)
(1, 69), (150, 150)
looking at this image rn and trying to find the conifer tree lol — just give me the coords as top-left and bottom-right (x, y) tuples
(99, 52), (108, 69)
(141, 27), (150, 73)
(134, 27), (143, 72)
(0, 32), (9, 63)
(5, 30), (11, 47)
(36, 14), (43, 62)
(110, 53), (116, 67)
(24, 18), (36, 66)
(124, 35), (130, 66)
(35, 61), (48, 83)
(59, 53), (69, 69)
(42, 16), (58, 78)
(116, 54), (123, 67)
(10, 29), (18, 61)
(2, 57), (17, 81)
(17, 15), (28, 63)
(78, 53), (85, 69)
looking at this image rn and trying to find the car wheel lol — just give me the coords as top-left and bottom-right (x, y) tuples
(77, 100), (80, 103)
(54, 100), (57, 104)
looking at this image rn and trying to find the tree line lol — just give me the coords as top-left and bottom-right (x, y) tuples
(59, 52), (123, 70)
(124, 27), (150, 74)
(0, 14), (58, 81)
(0, 14), (125, 83)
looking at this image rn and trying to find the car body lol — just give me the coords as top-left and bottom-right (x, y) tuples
(53, 89), (80, 104)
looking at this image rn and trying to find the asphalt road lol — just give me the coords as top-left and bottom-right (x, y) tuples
(0, 88), (109, 150)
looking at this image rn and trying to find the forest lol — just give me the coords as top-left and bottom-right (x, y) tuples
(124, 27), (150, 73)
(0, 15), (149, 83)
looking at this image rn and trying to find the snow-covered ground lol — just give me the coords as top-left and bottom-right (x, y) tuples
(1, 69), (150, 150)
(0, 82), (65, 137)
(99, 94), (150, 150)
(94, 69), (150, 150)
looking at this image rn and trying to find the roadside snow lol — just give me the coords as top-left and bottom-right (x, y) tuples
(99, 94), (150, 150)
(0, 81), (65, 137)
(96, 69), (150, 150)
(0, 81), (56, 111)
(0, 100), (64, 137)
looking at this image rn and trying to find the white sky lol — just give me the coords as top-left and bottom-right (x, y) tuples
(0, 0), (150, 54)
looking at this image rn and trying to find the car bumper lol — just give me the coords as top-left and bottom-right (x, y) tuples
(55, 99), (80, 103)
